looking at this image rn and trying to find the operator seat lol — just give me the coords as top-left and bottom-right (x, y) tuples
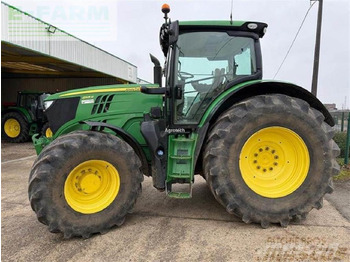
(187, 68), (225, 119)
(191, 68), (225, 95)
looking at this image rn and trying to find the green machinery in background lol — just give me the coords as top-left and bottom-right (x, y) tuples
(2, 91), (52, 143)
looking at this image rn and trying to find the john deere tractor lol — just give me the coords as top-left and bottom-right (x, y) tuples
(29, 4), (339, 238)
(2, 91), (51, 143)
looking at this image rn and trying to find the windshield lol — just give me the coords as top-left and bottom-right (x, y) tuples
(173, 31), (257, 124)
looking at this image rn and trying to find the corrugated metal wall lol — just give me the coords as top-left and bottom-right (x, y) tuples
(1, 2), (137, 83)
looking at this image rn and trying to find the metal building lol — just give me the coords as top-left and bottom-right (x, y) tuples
(1, 2), (138, 103)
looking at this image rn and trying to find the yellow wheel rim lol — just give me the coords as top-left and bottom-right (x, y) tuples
(45, 127), (53, 138)
(4, 118), (21, 138)
(239, 126), (310, 198)
(64, 160), (120, 214)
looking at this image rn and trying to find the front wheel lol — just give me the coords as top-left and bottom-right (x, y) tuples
(41, 122), (53, 138)
(204, 94), (340, 228)
(28, 131), (143, 238)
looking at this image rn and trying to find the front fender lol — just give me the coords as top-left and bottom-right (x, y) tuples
(82, 121), (150, 176)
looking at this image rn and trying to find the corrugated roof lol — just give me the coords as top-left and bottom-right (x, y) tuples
(1, 2), (137, 83)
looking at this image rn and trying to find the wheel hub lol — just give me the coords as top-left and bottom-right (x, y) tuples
(4, 118), (21, 138)
(239, 126), (310, 198)
(252, 146), (282, 175)
(75, 170), (102, 194)
(45, 127), (53, 138)
(64, 160), (120, 214)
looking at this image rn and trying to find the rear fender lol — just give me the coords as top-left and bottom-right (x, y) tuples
(2, 107), (33, 123)
(200, 81), (334, 127)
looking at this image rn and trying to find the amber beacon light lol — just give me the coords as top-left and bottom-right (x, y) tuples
(162, 3), (170, 14)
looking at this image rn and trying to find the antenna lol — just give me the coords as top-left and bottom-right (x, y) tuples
(230, 0), (233, 24)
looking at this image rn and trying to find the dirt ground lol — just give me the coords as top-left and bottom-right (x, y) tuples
(1, 142), (350, 262)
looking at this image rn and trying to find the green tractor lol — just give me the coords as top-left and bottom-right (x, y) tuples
(29, 5), (339, 238)
(2, 91), (52, 143)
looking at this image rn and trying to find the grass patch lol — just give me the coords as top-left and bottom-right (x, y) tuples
(334, 158), (350, 181)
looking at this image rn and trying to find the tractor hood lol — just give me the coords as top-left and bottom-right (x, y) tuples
(45, 84), (158, 101)
(43, 84), (163, 136)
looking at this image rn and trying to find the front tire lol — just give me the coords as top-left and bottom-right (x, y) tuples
(28, 131), (143, 238)
(203, 94), (340, 228)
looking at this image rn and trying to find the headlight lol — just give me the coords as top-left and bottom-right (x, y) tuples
(44, 100), (54, 110)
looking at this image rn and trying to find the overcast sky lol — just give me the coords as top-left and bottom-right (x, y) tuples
(4, 0), (350, 109)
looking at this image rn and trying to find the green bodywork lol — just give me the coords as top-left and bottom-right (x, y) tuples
(33, 79), (267, 174)
(6, 106), (33, 123)
(166, 133), (197, 198)
(33, 84), (163, 157)
(33, 79), (262, 154)
(32, 19), (330, 197)
(199, 79), (272, 127)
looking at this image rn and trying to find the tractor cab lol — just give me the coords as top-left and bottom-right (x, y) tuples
(168, 24), (264, 126)
(17, 92), (49, 122)
(141, 5), (268, 196)
(150, 5), (267, 129)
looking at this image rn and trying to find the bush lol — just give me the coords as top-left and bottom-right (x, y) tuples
(333, 132), (349, 158)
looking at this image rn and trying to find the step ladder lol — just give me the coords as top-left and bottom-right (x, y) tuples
(166, 135), (196, 198)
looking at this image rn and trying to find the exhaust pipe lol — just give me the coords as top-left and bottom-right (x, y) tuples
(150, 54), (162, 86)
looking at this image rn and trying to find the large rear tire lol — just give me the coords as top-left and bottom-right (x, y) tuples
(28, 130), (143, 238)
(2, 112), (30, 143)
(203, 94), (340, 228)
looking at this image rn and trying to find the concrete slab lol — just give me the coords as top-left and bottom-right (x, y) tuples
(1, 143), (350, 261)
(326, 181), (350, 221)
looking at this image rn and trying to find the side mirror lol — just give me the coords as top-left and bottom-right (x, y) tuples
(159, 20), (179, 57)
(168, 20), (179, 45)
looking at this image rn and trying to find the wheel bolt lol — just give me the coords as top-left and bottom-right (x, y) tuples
(259, 148), (263, 152)
(253, 160), (257, 164)
(257, 166), (261, 169)
(265, 147), (269, 151)
(274, 155), (279, 159)
(271, 150), (275, 154)
(254, 153), (258, 157)
(263, 169), (267, 172)
(274, 162), (278, 166)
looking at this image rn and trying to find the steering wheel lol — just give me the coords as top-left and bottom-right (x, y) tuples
(179, 71), (194, 80)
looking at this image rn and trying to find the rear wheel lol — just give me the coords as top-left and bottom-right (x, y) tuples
(2, 112), (30, 142)
(28, 131), (143, 238)
(203, 94), (340, 227)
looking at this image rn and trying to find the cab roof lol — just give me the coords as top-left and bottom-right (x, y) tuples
(179, 20), (268, 38)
